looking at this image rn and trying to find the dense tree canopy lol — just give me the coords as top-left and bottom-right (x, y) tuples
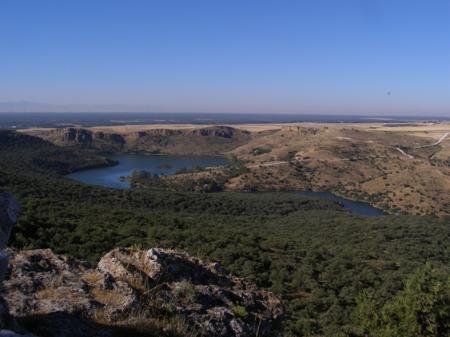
(355, 263), (450, 337)
(1, 130), (449, 336)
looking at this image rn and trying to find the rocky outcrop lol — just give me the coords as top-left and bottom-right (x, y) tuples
(25, 126), (253, 155)
(2, 247), (282, 337)
(190, 126), (249, 139)
(0, 193), (34, 337)
(59, 128), (92, 143)
(130, 129), (182, 138)
(92, 131), (125, 144)
(33, 128), (125, 151)
(0, 192), (282, 336)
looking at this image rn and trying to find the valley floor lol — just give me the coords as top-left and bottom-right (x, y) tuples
(36, 121), (449, 217)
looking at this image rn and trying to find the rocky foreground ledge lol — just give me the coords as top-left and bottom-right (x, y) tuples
(1, 247), (282, 337)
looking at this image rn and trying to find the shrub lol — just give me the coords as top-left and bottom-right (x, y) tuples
(232, 304), (248, 318)
(173, 280), (196, 303)
(251, 147), (271, 156)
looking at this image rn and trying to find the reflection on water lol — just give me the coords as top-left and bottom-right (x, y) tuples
(67, 154), (228, 189)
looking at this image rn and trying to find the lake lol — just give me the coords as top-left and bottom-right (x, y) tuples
(297, 191), (385, 217)
(68, 154), (385, 216)
(67, 154), (228, 189)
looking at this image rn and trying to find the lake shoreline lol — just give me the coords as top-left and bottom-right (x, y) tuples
(296, 190), (385, 217)
(66, 153), (385, 217)
(66, 153), (229, 189)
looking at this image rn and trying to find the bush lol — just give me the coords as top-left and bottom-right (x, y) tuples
(173, 280), (197, 303)
(232, 305), (248, 318)
(251, 147), (271, 156)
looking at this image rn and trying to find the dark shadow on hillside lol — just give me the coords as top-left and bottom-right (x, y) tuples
(17, 311), (187, 337)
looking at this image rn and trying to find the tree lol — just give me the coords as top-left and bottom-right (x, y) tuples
(354, 263), (450, 337)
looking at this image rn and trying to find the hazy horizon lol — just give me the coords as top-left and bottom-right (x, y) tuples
(2, 1), (450, 116)
(1, 100), (449, 117)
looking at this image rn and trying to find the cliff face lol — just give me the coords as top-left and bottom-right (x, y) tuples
(30, 128), (126, 152)
(27, 126), (252, 155)
(0, 193), (282, 337)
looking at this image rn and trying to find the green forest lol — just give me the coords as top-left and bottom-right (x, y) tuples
(1, 130), (450, 337)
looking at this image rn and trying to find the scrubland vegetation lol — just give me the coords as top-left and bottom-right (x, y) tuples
(1, 130), (450, 336)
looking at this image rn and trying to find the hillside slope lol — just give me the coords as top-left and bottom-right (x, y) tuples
(23, 126), (253, 155)
(2, 130), (450, 336)
(0, 192), (282, 337)
(23, 122), (450, 216)
(226, 125), (450, 216)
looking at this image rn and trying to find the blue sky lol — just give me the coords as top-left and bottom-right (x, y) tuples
(1, 0), (450, 115)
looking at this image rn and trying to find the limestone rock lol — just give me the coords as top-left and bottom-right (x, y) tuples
(3, 249), (98, 317)
(2, 247), (283, 337)
(0, 191), (281, 337)
(26, 125), (253, 155)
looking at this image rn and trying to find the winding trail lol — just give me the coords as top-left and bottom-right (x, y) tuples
(394, 132), (449, 160)
(395, 147), (414, 159)
(416, 132), (449, 148)
(248, 161), (288, 168)
(435, 132), (449, 145)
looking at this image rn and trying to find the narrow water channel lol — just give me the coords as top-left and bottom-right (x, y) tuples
(297, 191), (385, 217)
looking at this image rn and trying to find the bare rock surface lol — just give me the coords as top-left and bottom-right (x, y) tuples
(2, 247), (283, 337)
(0, 192), (282, 336)
(0, 193), (33, 337)
(26, 126), (253, 155)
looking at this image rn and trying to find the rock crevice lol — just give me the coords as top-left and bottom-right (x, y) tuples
(2, 247), (282, 337)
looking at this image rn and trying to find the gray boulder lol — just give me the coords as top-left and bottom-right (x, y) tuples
(2, 247), (283, 337)
(0, 193), (283, 336)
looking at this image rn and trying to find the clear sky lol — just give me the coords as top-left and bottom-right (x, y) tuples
(1, 0), (450, 115)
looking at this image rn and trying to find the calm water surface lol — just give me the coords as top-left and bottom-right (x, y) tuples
(67, 154), (228, 189)
(297, 191), (385, 217)
(68, 154), (384, 216)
